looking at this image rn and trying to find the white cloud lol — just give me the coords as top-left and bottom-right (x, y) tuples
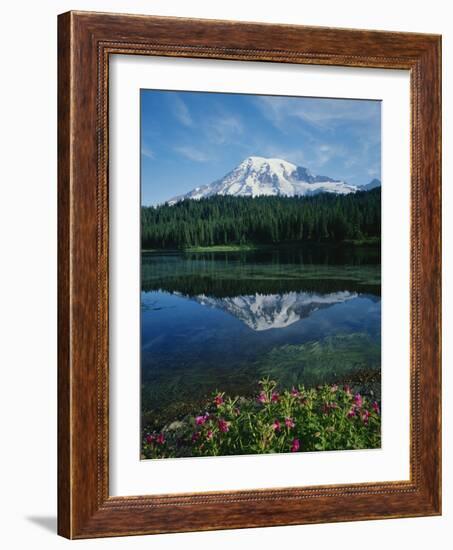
(259, 142), (346, 171)
(175, 145), (210, 162)
(204, 113), (243, 144)
(255, 96), (380, 131)
(141, 145), (154, 159)
(316, 143), (348, 166)
(172, 95), (193, 127)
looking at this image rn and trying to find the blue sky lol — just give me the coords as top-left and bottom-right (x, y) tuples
(141, 89), (381, 206)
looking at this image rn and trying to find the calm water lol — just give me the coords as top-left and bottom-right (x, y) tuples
(141, 246), (381, 426)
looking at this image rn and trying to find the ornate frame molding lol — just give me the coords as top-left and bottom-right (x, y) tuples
(58, 11), (441, 538)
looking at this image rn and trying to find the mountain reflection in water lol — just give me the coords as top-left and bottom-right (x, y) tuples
(140, 248), (381, 421)
(191, 291), (358, 331)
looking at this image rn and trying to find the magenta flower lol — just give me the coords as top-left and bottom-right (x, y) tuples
(218, 419), (230, 433)
(214, 394), (224, 407)
(347, 407), (356, 419)
(372, 401), (380, 414)
(145, 434), (155, 444)
(155, 433), (165, 445)
(272, 420), (281, 432)
(206, 430), (213, 440)
(290, 387), (299, 397)
(361, 410), (371, 425)
(195, 414), (208, 425)
(191, 432), (200, 442)
(290, 438), (300, 452)
(271, 391), (280, 403)
(285, 417), (295, 428)
(354, 393), (363, 408)
(257, 391), (268, 404)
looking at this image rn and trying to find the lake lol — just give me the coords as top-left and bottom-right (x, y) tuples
(141, 245), (381, 429)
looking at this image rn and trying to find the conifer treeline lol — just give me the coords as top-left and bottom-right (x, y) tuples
(141, 189), (380, 249)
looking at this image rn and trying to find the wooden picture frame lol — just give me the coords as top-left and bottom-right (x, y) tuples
(58, 10), (441, 539)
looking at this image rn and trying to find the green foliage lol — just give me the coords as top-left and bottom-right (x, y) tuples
(142, 379), (381, 459)
(141, 189), (381, 249)
(185, 244), (258, 252)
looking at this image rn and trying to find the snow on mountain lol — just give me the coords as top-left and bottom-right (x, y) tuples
(168, 156), (358, 204)
(194, 290), (358, 331)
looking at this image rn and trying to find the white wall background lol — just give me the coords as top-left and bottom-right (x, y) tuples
(0, 1), (450, 548)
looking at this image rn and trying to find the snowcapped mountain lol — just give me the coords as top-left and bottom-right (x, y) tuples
(193, 290), (358, 331)
(168, 156), (358, 204)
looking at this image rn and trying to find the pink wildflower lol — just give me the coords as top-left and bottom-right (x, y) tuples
(145, 434), (155, 444)
(290, 438), (300, 452)
(191, 432), (200, 442)
(361, 410), (371, 425)
(372, 401), (380, 414)
(285, 417), (295, 428)
(347, 407), (356, 419)
(331, 384), (339, 392)
(155, 433), (165, 445)
(206, 430), (213, 440)
(290, 387), (299, 397)
(195, 415), (206, 425)
(218, 419), (230, 433)
(257, 391), (268, 404)
(354, 393), (363, 408)
(271, 391), (280, 403)
(272, 420), (281, 432)
(214, 394), (224, 407)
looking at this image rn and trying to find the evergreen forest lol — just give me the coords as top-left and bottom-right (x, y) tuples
(141, 188), (380, 249)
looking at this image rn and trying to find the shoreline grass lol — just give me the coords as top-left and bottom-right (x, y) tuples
(185, 244), (259, 253)
(343, 236), (381, 246)
(141, 240), (380, 254)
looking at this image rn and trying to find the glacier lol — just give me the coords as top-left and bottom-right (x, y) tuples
(167, 156), (369, 204)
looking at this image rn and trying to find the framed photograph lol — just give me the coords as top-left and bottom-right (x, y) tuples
(58, 11), (441, 538)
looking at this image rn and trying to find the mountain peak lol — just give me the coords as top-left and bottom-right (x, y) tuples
(242, 155), (296, 167)
(361, 178), (381, 191)
(242, 155), (267, 164)
(168, 156), (358, 204)
(241, 156), (299, 174)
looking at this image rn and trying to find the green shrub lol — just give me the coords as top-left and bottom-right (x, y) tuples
(142, 378), (380, 459)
